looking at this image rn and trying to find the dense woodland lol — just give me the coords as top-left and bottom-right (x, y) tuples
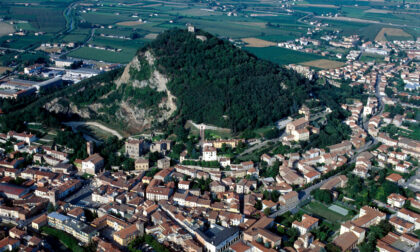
(147, 28), (313, 132)
(0, 29), (358, 141)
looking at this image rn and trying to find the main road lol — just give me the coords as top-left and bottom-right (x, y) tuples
(270, 71), (387, 217)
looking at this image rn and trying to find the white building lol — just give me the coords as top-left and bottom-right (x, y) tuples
(81, 153), (104, 175)
(203, 146), (217, 162)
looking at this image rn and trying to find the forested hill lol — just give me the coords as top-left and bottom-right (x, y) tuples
(0, 28), (314, 134)
(146, 29), (312, 132)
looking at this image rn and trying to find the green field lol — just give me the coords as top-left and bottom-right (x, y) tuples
(245, 47), (324, 65)
(76, 124), (115, 141)
(8, 6), (66, 32)
(303, 201), (354, 224)
(359, 53), (386, 63)
(68, 46), (136, 63)
(41, 226), (84, 252)
(0, 0), (418, 64)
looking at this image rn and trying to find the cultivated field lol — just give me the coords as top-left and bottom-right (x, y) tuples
(0, 67), (13, 75)
(301, 59), (345, 69)
(0, 22), (14, 37)
(297, 4), (339, 8)
(242, 37), (276, 47)
(116, 20), (145, 26)
(375, 28), (412, 41)
(234, 22), (267, 28)
(2, 0), (417, 66)
(144, 33), (158, 40)
(364, 9), (391, 14)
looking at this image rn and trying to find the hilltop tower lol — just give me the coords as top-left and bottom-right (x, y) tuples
(87, 141), (94, 156)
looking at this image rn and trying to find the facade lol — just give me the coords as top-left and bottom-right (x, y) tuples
(292, 214), (319, 235)
(157, 157), (171, 169)
(31, 214), (48, 230)
(135, 158), (149, 171)
(113, 222), (144, 246)
(286, 118), (309, 135)
(47, 212), (98, 243)
(195, 225), (240, 252)
(203, 146), (217, 162)
(125, 139), (145, 158)
(81, 153), (104, 175)
(387, 193), (407, 208)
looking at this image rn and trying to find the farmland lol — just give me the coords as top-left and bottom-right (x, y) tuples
(242, 37), (277, 47)
(375, 27), (413, 41)
(0, 0), (418, 64)
(68, 46), (137, 64)
(0, 22), (14, 37)
(301, 59), (345, 69)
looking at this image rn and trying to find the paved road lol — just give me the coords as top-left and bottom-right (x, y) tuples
(316, 16), (420, 28)
(63, 121), (124, 139)
(63, 180), (93, 203)
(401, 103), (420, 109)
(270, 74), (387, 217)
(270, 174), (340, 217)
(238, 112), (329, 157)
(0, 46), (25, 53)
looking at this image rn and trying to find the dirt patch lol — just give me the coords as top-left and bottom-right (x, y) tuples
(142, 3), (163, 7)
(37, 46), (62, 53)
(364, 8), (391, 14)
(301, 59), (345, 69)
(0, 22), (14, 37)
(242, 37), (276, 47)
(234, 22), (267, 28)
(145, 33), (158, 40)
(250, 13), (278, 17)
(0, 67), (13, 75)
(298, 4), (339, 8)
(317, 16), (381, 24)
(116, 20), (145, 26)
(375, 28), (412, 41)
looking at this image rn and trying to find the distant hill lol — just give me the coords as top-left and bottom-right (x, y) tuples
(29, 29), (313, 133)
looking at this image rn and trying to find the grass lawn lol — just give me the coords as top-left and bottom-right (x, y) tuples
(254, 126), (276, 137)
(244, 47), (324, 65)
(204, 129), (233, 140)
(399, 124), (420, 141)
(303, 201), (354, 224)
(359, 53), (385, 63)
(41, 226), (84, 252)
(76, 124), (113, 141)
(68, 46), (136, 63)
(81, 12), (135, 25)
(81, 173), (94, 180)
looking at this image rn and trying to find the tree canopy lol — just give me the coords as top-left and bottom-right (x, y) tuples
(147, 28), (313, 132)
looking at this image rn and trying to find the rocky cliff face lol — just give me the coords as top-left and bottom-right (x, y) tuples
(44, 50), (177, 133)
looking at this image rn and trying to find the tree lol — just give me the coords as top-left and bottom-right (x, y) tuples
(147, 28), (312, 132)
(255, 200), (262, 210)
(47, 202), (55, 213)
(264, 208), (271, 216)
(84, 209), (98, 222)
(325, 243), (341, 252)
(69, 60), (83, 69)
(285, 227), (300, 245)
(122, 158), (135, 171)
(264, 128), (280, 139)
(312, 189), (333, 204)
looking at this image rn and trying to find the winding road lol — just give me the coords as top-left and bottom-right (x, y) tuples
(63, 121), (124, 140)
